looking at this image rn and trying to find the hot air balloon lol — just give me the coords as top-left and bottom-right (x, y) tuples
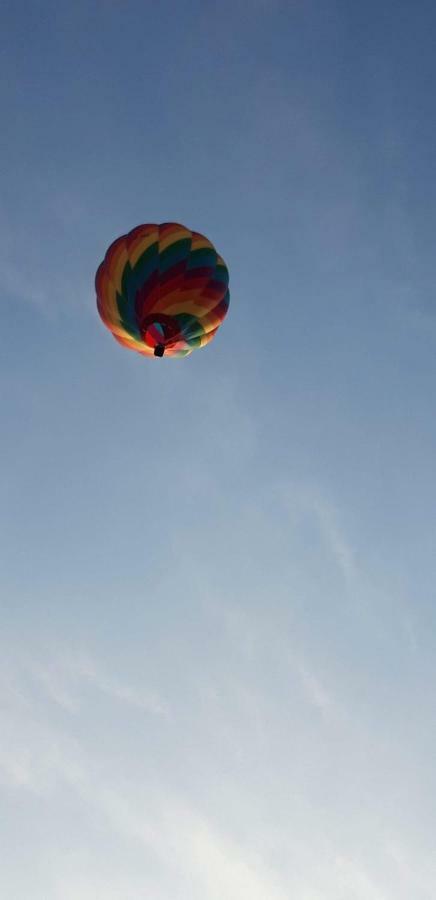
(95, 222), (230, 358)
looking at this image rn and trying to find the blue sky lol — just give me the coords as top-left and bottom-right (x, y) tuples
(2, 2), (436, 898)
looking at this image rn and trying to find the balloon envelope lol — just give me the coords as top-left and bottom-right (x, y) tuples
(95, 222), (230, 358)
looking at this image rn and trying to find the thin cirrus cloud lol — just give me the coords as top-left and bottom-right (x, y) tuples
(30, 654), (169, 717)
(0, 619), (435, 900)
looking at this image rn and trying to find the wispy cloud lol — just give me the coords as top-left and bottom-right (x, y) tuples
(0, 648), (168, 795)
(295, 659), (339, 718)
(94, 789), (289, 900)
(308, 495), (357, 583)
(29, 652), (169, 717)
(282, 483), (357, 583)
(0, 715), (84, 793)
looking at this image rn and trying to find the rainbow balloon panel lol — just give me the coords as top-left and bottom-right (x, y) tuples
(95, 222), (230, 358)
